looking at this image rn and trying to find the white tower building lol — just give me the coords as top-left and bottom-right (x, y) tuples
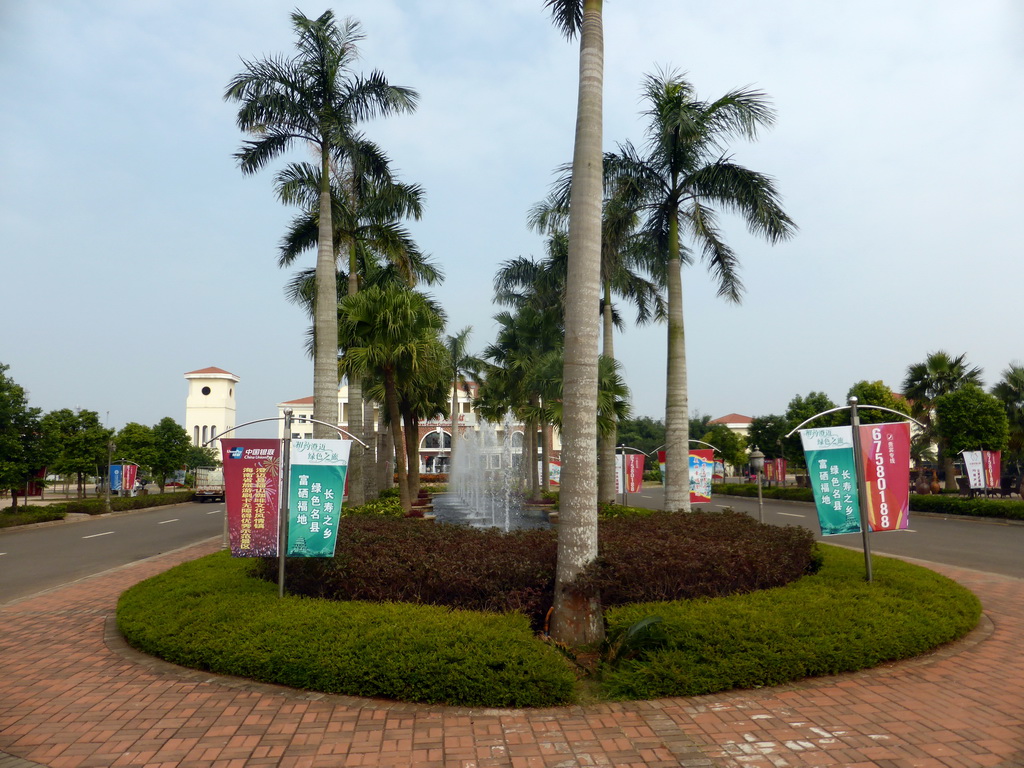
(184, 367), (239, 455)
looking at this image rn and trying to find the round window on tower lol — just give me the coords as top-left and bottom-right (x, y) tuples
(202, 386), (211, 395)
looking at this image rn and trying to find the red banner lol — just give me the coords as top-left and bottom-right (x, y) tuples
(858, 422), (911, 532)
(222, 439), (281, 557)
(983, 450), (1001, 489)
(122, 464), (138, 493)
(764, 458), (787, 483)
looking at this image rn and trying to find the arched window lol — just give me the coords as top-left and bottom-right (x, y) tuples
(510, 431), (524, 449)
(202, 425), (208, 444)
(211, 425), (216, 441)
(421, 431), (452, 450)
(193, 426), (199, 445)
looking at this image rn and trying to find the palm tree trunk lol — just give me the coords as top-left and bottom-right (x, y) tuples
(313, 145), (340, 441)
(550, 0), (605, 647)
(598, 284), (617, 504)
(664, 207), (691, 512)
(376, 426), (394, 490)
(404, 411), (421, 501)
(362, 393), (377, 501)
(345, 249), (365, 506)
(383, 372), (411, 513)
(541, 419), (551, 493)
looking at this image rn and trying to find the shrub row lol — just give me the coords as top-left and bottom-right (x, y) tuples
(0, 505), (67, 528)
(601, 544), (981, 699)
(576, 511), (819, 605)
(117, 551), (575, 707)
(117, 542), (980, 707)
(254, 510), (817, 631)
(715, 483), (1024, 520)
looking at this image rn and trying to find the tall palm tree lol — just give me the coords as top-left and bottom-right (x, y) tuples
(902, 351), (983, 490)
(606, 69), (796, 513)
(545, 0), (605, 646)
(225, 10), (417, 441)
(338, 285), (445, 513)
(530, 181), (665, 504)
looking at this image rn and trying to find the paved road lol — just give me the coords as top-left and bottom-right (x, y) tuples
(0, 501), (225, 604)
(621, 485), (1024, 579)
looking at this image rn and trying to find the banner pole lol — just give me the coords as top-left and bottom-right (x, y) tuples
(278, 409), (293, 598)
(849, 397), (873, 582)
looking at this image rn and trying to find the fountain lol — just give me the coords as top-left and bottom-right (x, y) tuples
(431, 415), (552, 531)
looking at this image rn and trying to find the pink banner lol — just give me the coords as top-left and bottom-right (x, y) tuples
(626, 454), (644, 493)
(983, 450), (1001, 489)
(858, 422), (911, 532)
(222, 439), (281, 557)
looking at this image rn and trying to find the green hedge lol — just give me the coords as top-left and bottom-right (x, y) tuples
(715, 483), (1024, 521)
(117, 552), (576, 708)
(116, 544), (980, 707)
(0, 506), (67, 528)
(0, 490), (194, 528)
(600, 544), (981, 699)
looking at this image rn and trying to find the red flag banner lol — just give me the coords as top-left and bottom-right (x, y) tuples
(764, 458), (787, 483)
(983, 450), (1001, 490)
(222, 439), (282, 557)
(858, 422), (911, 532)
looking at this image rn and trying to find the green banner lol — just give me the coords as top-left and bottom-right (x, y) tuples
(287, 439), (351, 557)
(799, 427), (861, 536)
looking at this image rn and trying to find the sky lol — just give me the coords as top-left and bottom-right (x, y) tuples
(2, 0), (1023, 434)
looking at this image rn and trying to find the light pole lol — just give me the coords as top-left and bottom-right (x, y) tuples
(749, 446), (765, 523)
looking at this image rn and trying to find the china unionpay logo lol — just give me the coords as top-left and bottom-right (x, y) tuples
(227, 446), (245, 459)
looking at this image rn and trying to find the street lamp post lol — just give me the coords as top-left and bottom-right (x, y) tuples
(749, 446), (765, 523)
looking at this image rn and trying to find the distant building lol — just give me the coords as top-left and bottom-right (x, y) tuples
(708, 412), (753, 438)
(184, 367), (238, 455)
(278, 381), (561, 474)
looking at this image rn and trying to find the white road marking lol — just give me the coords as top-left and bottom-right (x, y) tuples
(157, 519), (179, 525)
(779, 512), (805, 518)
(206, 510), (221, 515)
(83, 531), (114, 539)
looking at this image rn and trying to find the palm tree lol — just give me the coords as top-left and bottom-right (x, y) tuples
(225, 10), (417, 442)
(992, 363), (1024, 474)
(530, 181), (664, 504)
(902, 351), (983, 490)
(274, 148), (435, 504)
(606, 69), (796, 513)
(338, 285), (445, 513)
(545, 0), (605, 646)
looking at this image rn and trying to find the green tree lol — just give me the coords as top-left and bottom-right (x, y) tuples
(991, 363), (1024, 471)
(617, 416), (666, 469)
(903, 351), (983, 489)
(529, 182), (664, 504)
(0, 364), (46, 507)
(225, 10), (417, 449)
(846, 380), (910, 425)
(934, 385), (1009, 456)
(42, 409), (112, 497)
(150, 418), (192, 492)
(115, 422), (155, 488)
(748, 415), (790, 461)
(606, 70), (795, 514)
(276, 152), (433, 505)
(338, 285), (445, 513)
(700, 424), (747, 471)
